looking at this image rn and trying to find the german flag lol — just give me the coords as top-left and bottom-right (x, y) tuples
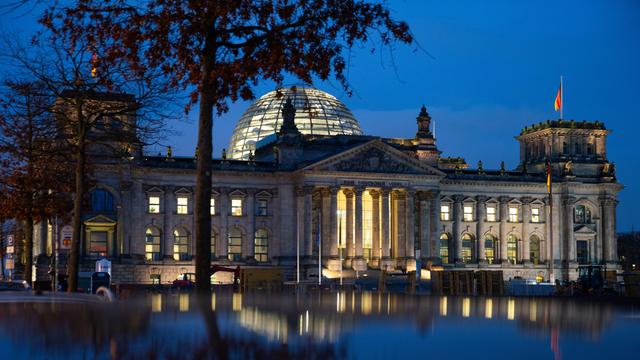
(554, 82), (562, 112)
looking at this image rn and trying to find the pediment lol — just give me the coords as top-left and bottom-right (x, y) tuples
(304, 139), (445, 176)
(255, 190), (272, 198)
(174, 187), (192, 195)
(463, 197), (476, 204)
(509, 198), (523, 205)
(145, 186), (164, 194)
(84, 215), (116, 225)
(530, 199), (545, 206)
(575, 225), (597, 235)
(229, 189), (246, 197)
(485, 198), (499, 204)
(441, 196), (454, 203)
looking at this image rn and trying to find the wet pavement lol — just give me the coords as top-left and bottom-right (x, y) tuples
(0, 290), (639, 359)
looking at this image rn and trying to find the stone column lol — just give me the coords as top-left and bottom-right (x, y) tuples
(406, 190), (416, 258)
(321, 188), (331, 258)
(218, 188), (229, 259)
(370, 190), (381, 268)
(476, 195), (487, 264)
(245, 189), (255, 259)
(327, 186), (340, 270)
(601, 197), (618, 263)
(380, 189), (392, 270)
(419, 193), (430, 260)
(405, 190), (416, 271)
(396, 191), (407, 260)
(564, 196), (576, 264)
(344, 188), (355, 264)
(499, 196), (509, 264)
(304, 186), (314, 258)
(295, 186), (305, 262)
(353, 187), (366, 271)
(430, 192), (442, 264)
(453, 194), (464, 264)
(521, 197), (531, 264)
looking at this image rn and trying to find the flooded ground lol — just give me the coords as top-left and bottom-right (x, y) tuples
(1, 290), (639, 359)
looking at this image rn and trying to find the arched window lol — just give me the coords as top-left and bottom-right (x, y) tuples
(530, 235), (541, 265)
(254, 229), (269, 262)
(562, 141), (568, 154)
(211, 230), (217, 260)
(507, 234), (519, 265)
(484, 234), (498, 264)
(574, 205), (592, 224)
(173, 227), (189, 261)
(587, 143), (594, 155)
(440, 233), (449, 264)
(461, 233), (474, 263)
(89, 189), (115, 212)
(574, 142), (581, 155)
(145, 227), (161, 261)
(228, 228), (242, 262)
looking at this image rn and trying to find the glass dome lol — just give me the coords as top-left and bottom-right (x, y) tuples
(228, 86), (363, 160)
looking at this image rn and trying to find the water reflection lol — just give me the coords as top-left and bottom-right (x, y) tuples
(0, 290), (637, 359)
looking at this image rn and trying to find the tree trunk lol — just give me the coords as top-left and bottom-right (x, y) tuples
(68, 102), (87, 292)
(194, 39), (216, 295)
(23, 217), (33, 286)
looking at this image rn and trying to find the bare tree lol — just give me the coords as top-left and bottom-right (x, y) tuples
(1, 33), (178, 291)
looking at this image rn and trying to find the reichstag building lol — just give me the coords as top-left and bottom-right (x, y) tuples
(32, 86), (622, 284)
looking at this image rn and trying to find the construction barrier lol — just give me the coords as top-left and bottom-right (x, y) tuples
(432, 270), (504, 296)
(239, 268), (284, 292)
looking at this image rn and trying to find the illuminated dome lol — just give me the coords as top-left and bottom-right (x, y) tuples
(228, 86), (363, 159)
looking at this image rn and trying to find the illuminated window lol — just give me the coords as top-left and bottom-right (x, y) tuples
(210, 198), (216, 215)
(145, 227), (161, 261)
(173, 228), (189, 261)
(440, 233), (449, 264)
(337, 191), (347, 250)
(508, 206), (519, 222)
(463, 205), (474, 221)
(486, 205), (497, 222)
(530, 235), (540, 265)
(228, 228), (242, 261)
(461, 233), (474, 263)
(176, 197), (188, 214)
(254, 229), (269, 262)
(231, 198), (243, 216)
(531, 208), (540, 223)
(256, 199), (268, 216)
(440, 205), (451, 221)
(484, 235), (497, 264)
(148, 196), (160, 213)
(507, 234), (518, 264)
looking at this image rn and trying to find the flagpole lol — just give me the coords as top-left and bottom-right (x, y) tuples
(548, 160), (555, 283)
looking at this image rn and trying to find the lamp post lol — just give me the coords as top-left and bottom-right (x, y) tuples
(337, 209), (344, 286)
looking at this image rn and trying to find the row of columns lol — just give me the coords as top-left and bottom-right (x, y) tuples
(295, 185), (440, 271)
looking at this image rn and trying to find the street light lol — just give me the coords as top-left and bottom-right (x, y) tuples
(337, 209), (344, 286)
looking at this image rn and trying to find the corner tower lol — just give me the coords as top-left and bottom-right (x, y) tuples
(413, 105), (440, 166)
(516, 119), (612, 177)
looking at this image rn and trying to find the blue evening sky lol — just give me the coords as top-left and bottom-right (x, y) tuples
(1, 1), (638, 231)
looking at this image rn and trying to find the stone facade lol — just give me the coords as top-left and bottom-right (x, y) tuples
(31, 91), (622, 284)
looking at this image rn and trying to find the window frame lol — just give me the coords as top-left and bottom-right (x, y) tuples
(254, 229), (269, 262)
(176, 196), (189, 215)
(440, 204), (451, 221)
(145, 227), (162, 261)
(173, 228), (190, 261)
(231, 198), (243, 217)
(486, 205), (497, 222)
(463, 205), (474, 222)
(508, 206), (519, 223)
(256, 199), (268, 216)
(531, 207), (540, 223)
(148, 196), (161, 214)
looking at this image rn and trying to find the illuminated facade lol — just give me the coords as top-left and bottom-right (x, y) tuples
(29, 87), (622, 283)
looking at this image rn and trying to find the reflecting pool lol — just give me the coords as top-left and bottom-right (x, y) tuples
(1, 291), (639, 359)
